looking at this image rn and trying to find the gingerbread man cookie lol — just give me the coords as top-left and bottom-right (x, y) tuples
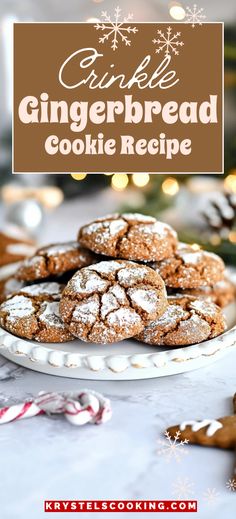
(167, 393), (236, 450)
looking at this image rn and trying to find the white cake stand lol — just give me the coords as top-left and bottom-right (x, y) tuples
(0, 301), (235, 380)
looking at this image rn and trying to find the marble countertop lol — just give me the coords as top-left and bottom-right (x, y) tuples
(0, 192), (235, 519)
(0, 350), (236, 519)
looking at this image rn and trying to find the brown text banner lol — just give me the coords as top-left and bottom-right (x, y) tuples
(13, 23), (223, 173)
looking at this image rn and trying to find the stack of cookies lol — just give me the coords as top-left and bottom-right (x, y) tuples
(0, 213), (234, 345)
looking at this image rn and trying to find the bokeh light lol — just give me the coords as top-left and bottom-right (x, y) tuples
(169, 2), (185, 20)
(209, 234), (221, 246)
(111, 174), (129, 191)
(224, 172), (236, 193)
(71, 173), (87, 181)
(191, 243), (201, 251)
(38, 187), (64, 209)
(229, 231), (236, 243)
(132, 173), (150, 187)
(162, 177), (179, 196)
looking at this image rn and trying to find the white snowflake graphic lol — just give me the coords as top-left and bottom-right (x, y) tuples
(185, 4), (206, 27)
(203, 488), (220, 505)
(152, 26), (184, 57)
(226, 478), (236, 491)
(157, 430), (189, 462)
(172, 477), (195, 499)
(94, 6), (138, 51)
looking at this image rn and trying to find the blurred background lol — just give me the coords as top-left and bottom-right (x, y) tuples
(0, 0), (236, 263)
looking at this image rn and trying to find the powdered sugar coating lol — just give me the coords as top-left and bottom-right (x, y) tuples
(122, 213), (156, 223)
(137, 296), (226, 346)
(73, 296), (99, 325)
(60, 259), (167, 344)
(179, 251), (202, 265)
(72, 271), (109, 295)
(155, 304), (187, 327)
(1, 295), (34, 319)
(108, 219), (127, 235)
(44, 242), (80, 255)
(179, 249), (222, 266)
(190, 299), (217, 318)
(100, 285), (127, 319)
(39, 301), (65, 328)
(117, 266), (151, 286)
(20, 282), (61, 297)
(107, 307), (141, 327)
(127, 288), (161, 314)
(79, 213), (177, 261)
(88, 260), (128, 274)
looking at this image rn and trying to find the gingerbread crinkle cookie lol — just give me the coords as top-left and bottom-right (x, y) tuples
(78, 213), (177, 261)
(0, 282), (74, 343)
(60, 260), (168, 344)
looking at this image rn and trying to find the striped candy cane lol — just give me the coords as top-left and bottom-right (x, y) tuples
(0, 401), (44, 424)
(0, 390), (112, 426)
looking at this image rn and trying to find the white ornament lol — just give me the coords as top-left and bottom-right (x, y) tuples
(6, 200), (44, 237)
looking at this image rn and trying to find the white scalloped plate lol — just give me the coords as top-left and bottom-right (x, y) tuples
(0, 301), (236, 380)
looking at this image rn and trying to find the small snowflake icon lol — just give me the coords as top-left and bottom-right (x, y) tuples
(157, 430), (189, 463)
(185, 4), (206, 27)
(94, 6), (138, 51)
(203, 488), (220, 505)
(152, 26), (184, 57)
(172, 477), (195, 499)
(226, 478), (236, 491)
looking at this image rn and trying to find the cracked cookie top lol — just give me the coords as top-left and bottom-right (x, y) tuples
(136, 295), (226, 346)
(0, 282), (74, 343)
(78, 213), (178, 261)
(152, 243), (225, 289)
(60, 260), (168, 344)
(16, 241), (97, 282)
